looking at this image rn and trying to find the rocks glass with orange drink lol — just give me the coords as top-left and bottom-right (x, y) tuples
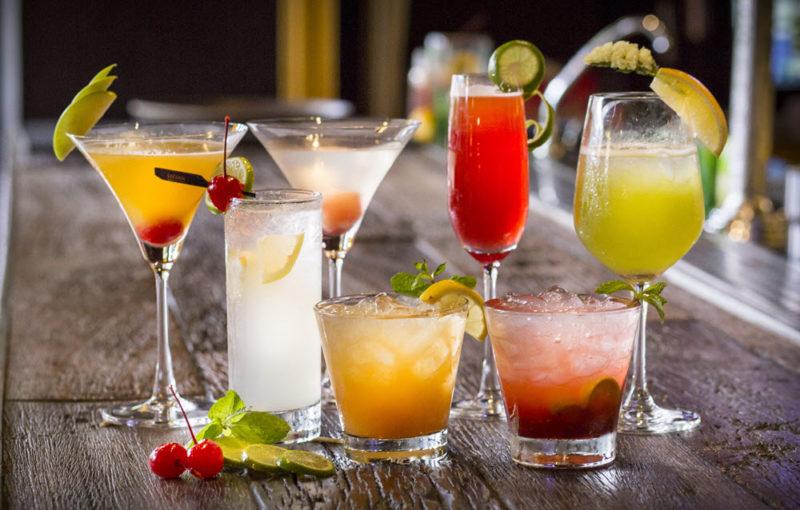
(314, 293), (467, 462)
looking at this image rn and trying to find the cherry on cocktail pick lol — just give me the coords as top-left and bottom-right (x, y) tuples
(207, 115), (244, 212)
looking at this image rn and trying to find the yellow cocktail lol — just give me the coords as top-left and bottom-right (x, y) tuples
(574, 146), (704, 282)
(86, 140), (224, 246)
(315, 293), (467, 462)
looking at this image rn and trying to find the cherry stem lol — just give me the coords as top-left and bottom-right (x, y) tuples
(222, 115), (230, 178)
(168, 385), (197, 446)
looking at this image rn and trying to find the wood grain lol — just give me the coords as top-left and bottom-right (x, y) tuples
(3, 147), (800, 508)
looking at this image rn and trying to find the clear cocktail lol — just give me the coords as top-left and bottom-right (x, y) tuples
(225, 190), (322, 442)
(486, 288), (639, 468)
(314, 293), (467, 462)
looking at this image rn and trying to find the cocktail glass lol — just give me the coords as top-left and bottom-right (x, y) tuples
(314, 293), (467, 462)
(447, 73), (529, 418)
(247, 118), (419, 299)
(574, 92), (705, 433)
(486, 288), (639, 468)
(69, 122), (248, 427)
(225, 190), (322, 442)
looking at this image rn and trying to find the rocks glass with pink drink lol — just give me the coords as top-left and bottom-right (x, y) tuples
(486, 287), (639, 468)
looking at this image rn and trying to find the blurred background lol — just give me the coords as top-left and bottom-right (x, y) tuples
(2, 0), (800, 259)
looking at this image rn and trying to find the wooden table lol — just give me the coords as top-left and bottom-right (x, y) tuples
(3, 146), (799, 508)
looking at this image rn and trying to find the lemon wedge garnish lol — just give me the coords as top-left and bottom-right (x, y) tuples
(650, 67), (728, 156)
(419, 280), (487, 341)
(255, 233), (305, 284)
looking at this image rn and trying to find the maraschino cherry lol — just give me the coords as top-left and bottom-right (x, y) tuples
(148, 386), (223, 480)
(206, 115), (244, 213)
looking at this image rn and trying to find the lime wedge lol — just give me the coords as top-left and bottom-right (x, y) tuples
(255, 233), (305, 283)
(419, 280), (486, 341)
(204, 156), (255, 215)
(52, 90), (116, 161)
(488, 40), (545, 99)
(215, 436), (249, 468)
(243, 444), (286, 473)
(277, 450), (335, 477)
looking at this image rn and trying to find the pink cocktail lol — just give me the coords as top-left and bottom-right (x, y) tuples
(486, 287), (639, 468)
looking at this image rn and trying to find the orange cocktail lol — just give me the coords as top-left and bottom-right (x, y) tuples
(315, 293), (467, 462)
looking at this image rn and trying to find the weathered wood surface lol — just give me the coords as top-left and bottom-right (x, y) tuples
(3, 146), (800, 508)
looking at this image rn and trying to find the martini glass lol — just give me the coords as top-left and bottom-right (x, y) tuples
(248, 118), (418, 405)
(248, 118), (419, 298)
(69, 121), (248, 428)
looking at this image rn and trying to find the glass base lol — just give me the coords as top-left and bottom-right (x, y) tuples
(276, 401), (321, 443)
(619, 399), (701, 434)
(450, 390), (505, 420)
(100, 394), (212, 428)
(344, 430), (447, 463)
(510, 432), (616, 469)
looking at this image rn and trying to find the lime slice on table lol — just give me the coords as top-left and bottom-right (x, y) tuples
(277, 450), (335, 478)
(243, 444), (286, 473)
(488, 40), (545, 99)
(650, 67), (728, 156)
(52, 90), (116, 161)
(419, 280), (487, 341)
(204, 156), (255, 215)
(215, 436), (249, 468)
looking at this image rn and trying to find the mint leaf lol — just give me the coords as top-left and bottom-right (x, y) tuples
(229, 411), (290, 444)
(208, 389), (245, 422)
(596, 280), (633, 295)
(450, 275), (477, 289)
(391, 260), (477, 296)
(642, 294), (666, 322)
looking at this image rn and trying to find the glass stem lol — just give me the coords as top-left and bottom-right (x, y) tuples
(151, 263), (178, 418)
(624, 282), (653, 413)
(477, 261), (501, 400)
(327, 254), (345, 298)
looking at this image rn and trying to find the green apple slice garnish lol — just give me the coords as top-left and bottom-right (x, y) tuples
(52, 64), (118, 161)
(52, 90), (116, 161)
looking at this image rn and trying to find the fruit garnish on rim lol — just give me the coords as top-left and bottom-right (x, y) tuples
(391, 260), (486, 341)
(487, 40), (554, 150)
(584, 40), (728, 156)
(52, 64), (118, 161)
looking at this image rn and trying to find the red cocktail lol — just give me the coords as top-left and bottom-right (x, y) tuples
(447, 73), (529, 418)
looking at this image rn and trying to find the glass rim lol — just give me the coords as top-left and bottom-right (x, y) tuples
(485, 295), (640, 317)
(450, 73), (522, 96)
(247, 117), (421, 130)
(229, 188), (321, 208)
(314, 293), (469, 319)
(588, 91), (660, 101)
(67, 121), (248, 140)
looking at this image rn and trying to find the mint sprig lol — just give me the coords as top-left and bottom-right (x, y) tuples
(390, 260), (476, 297)
(191, 390), (290, 446)
(595, 280), (668, 321)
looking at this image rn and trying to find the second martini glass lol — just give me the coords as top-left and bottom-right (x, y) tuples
(248, 118), (419, 298)
(70, 121), (248, 427)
